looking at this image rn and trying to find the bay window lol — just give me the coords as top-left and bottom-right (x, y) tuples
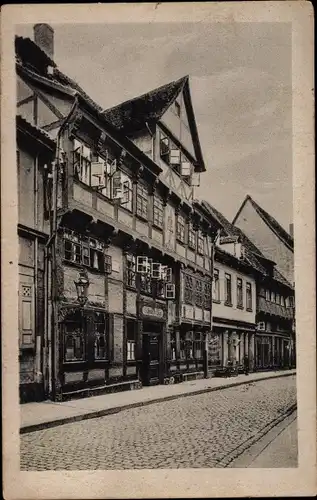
(184, 274), (194, 304)
(63, 229), (111, 273)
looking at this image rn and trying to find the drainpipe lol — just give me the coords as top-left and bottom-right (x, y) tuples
(45, 97), (79, 400)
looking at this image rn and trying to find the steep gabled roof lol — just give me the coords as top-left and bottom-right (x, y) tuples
(102, 77), (187, 132)
(102, 76), (206, 172)
(17, 114), (56, 150)
(233, 195), (294, 251)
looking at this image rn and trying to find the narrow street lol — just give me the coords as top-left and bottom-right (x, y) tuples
(20, 375), (296, 470)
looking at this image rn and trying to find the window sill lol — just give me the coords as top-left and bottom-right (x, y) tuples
(118, 203), (133, 215)
(19, 345), (35, 352)
(126, 284), (137, 292)
(152, 223), (163, 232)
(246, 308), (253, 312)
(136, 213), (148, 223)
(176, 237), (185, 246)
(197, 251), (204, 256)
(237, 304), (244, 310)
(188, 245), (196, 252)
(212, 299), (221, 304)
(63, 259), (105, 275)
(224, 301), (233, 307)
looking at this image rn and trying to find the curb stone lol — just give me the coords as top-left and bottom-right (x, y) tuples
(20, 371), (296, 434)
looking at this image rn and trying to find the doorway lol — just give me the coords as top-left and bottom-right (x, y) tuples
(141, 321), (163, 386)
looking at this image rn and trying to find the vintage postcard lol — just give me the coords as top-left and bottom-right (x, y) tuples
(1, 2), (315, 499)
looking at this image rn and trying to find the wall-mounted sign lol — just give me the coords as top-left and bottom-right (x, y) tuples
(142, 305), (164, 319)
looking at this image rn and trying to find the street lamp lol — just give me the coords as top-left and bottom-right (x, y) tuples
(74, 269), (90, 306)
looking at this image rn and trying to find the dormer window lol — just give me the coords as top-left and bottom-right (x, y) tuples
(159, 131), (192, 181)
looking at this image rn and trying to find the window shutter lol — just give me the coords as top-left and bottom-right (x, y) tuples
(181, 161), (191, 177)
(170, 148), (181, 165)
(91, 161), (105, 187)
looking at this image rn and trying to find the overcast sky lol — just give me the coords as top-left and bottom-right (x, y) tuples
(17, 22), (292, 231)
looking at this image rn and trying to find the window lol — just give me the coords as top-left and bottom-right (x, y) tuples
(180, 331), (193, 359)
(63, 310), (85, 362)
(127, 320), (136, 361)
(195, 279), (203, 307)
(237, 277), (243, 308)
(19, 282), (34, 347)
(266, 289), (270, 301)
(140, 273), (152, 295)
(63, 229), (109, 273)
(225, 273), (232, 305)
(213, 269), (220, 302)
(280, 295), (285, 307)
(121, 175), (133, 211)
(160, 132), (170, 164)
(153, 196), (164, 229)
(126, 254), (136, 288)
(204, 282), (211, 310)
(285, 296), (290, 308)
(176, 214), (186, 243)
(73, 139), (92, 186)
(193, 332), (203, 359)
(246, 282), (252, 310)
(184, 274), (194, 304)
(197, 231), (204, 255)
(276, 293), (281, 304)
(270, 290), (276, 303)
(93, 312), (107, 360)
(188, 222), (196, 250)
(136, 184), (148, 219)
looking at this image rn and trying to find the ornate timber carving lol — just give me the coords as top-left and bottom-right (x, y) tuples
(68, 110), (83, 139)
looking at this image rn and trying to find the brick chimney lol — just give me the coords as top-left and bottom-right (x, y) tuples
(34, 24), (54, 59)
(289, 223), (294, 238)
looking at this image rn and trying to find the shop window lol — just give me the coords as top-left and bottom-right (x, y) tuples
(197, 231), (204, 255)
(127, 320), (136, 361)
(136, 184), (148, 219)
(237, 277), (243, 308)
(246, 282), (253, 310)
(184, 274), (194, 304)
(212, 268), (220, 302)
(208, 334), (222, 367)
(225, 273), (232, 306)
(204, 282), (211, 310)
(180, 331), (193, 360)
(126, 254), (136, 288)
(94, 312), (107, 360)
(176, 214), (186, 243)
(188, 222), (196, 250)
(63, 310), (85, 362)
(63, 229), (110, 273)
(153, 196), (164, 229)
(195, 279), (203, 307)
(193, 332), (203, 359)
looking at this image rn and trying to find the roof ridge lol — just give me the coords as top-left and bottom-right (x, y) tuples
(102, 75), (188, 115)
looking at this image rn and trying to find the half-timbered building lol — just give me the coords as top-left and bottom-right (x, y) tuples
(16, 25), (219, 402)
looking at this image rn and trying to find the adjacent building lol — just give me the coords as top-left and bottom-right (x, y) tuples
(202, 201), (295, 372)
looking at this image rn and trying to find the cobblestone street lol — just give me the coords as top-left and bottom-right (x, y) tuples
(20, 375), (296, 470)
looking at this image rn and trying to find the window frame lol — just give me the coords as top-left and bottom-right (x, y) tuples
(184, 274), (194, 305)
(224, 272), (232, 306)
(246, 282), (253, 311)
(153, 195), (164, 230)
(197, 231), (204, 255)
(213, 268), (220, 302)
(176, 213), (186, 244)
(136, 183), (148, 220)
(237, 277), (243, 309)
(62, 228), (109, 273)
(188, 221), (196, 250)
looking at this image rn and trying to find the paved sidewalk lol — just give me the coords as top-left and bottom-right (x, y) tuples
(20, 369), (296, 433)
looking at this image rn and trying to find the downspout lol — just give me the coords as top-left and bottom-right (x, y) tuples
(45, 97), (79, 400)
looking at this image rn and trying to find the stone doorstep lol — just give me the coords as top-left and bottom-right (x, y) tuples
(20, 370), (296, 434)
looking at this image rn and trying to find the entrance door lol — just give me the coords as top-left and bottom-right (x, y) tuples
(141, 321), (162, 386)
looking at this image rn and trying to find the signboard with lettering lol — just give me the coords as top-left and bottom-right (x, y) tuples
(142, 305), (164, 319)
